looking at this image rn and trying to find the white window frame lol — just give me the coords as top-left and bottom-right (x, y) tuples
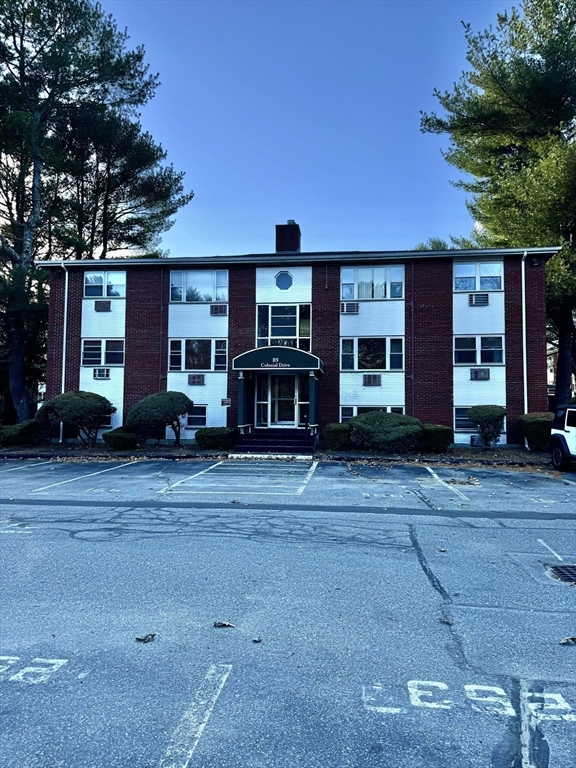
(170, 270), (229, 303)
(453, 262), (503, 292)
(81, 339), (125, 366)
(454, 406), (507, 436)
(340, 265), (404, 301)
(454, 336), (504, 366)
(340, 337), (404, 371)
(340, 406), (404, 422)
(257, 304), (311, 350)
(186, 406), (207, 429)
(169, 339), (228, 371)
(84, 271), (126, 298)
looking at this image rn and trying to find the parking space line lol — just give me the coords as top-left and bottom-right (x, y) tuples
(537, 538), (563, 561)
(158, 663), (232, 768)
(158, 462), (224, 494)
(1, 461), (54, 473)
(296, 460), (319, 495)
(31, 461), (141, 492)
(425, 466), (469, 501)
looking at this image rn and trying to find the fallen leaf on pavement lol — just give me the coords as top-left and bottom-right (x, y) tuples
(136, 633), (156, 643)
(214, 621), (236, 628)
(559, 637), (576, 645)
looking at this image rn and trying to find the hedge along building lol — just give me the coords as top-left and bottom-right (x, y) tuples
(42, 221), (559, 447)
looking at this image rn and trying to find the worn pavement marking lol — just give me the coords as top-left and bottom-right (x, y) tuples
(296, 460), (319, 495)
(537, 538), (563, 561)
(424, 465), (469, 500)
(158, 663), (232, 768)
(158, 461), (224, 494)
(0, 461), (54, 473)
(31, 461), (141, 492)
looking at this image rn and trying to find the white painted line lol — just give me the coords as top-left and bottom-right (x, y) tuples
(31, 461), (141, 492)
(537, 538), (563, 561)
(296, 460), (319, 495)
(0, 461), (55, 473)
(560, 477), (576, 486)
(424, 466), (469, 500)
(158, 663), (232, 768)
(158, 462), (224, 494)
(163, 490), (299, 496)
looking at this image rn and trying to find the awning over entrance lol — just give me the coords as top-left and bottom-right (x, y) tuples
(233, 346), (324, 373)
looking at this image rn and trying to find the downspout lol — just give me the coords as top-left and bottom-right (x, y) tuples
(521, 251), (528, 415)
(59, 263), (69, 443)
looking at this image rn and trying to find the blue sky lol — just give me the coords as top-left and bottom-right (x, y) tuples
(101, 0), (514, 256)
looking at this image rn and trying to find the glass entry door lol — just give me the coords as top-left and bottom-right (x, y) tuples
(255, 374), (310, 428)
(271, 375), (296, 426)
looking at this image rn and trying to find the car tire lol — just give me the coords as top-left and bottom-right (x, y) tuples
(551, 443), (569, 471)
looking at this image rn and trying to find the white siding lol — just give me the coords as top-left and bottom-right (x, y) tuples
(166, 371), (228, 440)
(78, 366), (124, 430)
(340, 372), (405, 406)
(453, 366), (506, 407)
(256, 266), (312, 303)
(81, 299), (126, 337)
(168, 303), (229, 338)
(453, 292), (505, 335)
(340, 300), (404, 337)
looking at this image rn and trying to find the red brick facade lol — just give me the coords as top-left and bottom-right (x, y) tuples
(227, 266), (257, 428)
(46, 269), (82, 398)
(407, 259), (454, 426)
(123, 268), (169, 420)
(312, 263), (341, 427)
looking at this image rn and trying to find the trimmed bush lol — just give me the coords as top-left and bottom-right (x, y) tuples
(349, 411), (422, 453)
(419, 424), (453, 453)
(36, 391), (115, 447)
(468, 405), (507, 448)
(126, 391), (194, 446)
(193, 427), (238, 450)
(0, 419), (45, 447)
(102, 428), (140, 451)
(518, 412), (554, 451)
(325, 422), (352, 451)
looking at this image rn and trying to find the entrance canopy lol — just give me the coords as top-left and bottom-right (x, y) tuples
(233, 346), (324, 373)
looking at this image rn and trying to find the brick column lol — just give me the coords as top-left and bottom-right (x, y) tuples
(227, 266), (256, 428)
(312, 263), (340, 429)
(46, 268), (82, 398)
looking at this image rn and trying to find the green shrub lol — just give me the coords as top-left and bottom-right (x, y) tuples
(36, 391), (115, 447)
(468, 405), (507, 448)
(349, 411), (422, 453)
(0, 419), (45, 447)
(518, 412), (554, 451)
(193, 427), (238, 450)
(419, 424), (453, 452)
(325, 422), (352, 451)
(126, 391), (194, 446)
(101, 428), (140, 451)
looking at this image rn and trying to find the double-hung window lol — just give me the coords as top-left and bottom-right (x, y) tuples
(454, 336), (504, 365)
(82, 340), (125, 366)
(84, 271), (126, 298)
(170, 270), (228, 302)
(186, 406), (207, 428)
(454, 407), (476, 431)
(341, 266), (404, 300)
(453, 262), (503, 292)
(257, 305), (311, 350)
(169, 339), (227, 371)
(341, 338), (404, 370)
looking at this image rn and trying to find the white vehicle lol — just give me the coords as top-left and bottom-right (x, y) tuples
(550, 404), (576, 470)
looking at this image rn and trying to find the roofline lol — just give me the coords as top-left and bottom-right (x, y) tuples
(38, 246), (561, 269)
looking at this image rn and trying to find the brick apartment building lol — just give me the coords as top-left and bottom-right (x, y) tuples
(43, 222), (558, 446)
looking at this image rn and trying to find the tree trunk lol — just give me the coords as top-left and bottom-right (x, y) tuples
(554, 303), (575, 406)
(7, 303), (35, 422)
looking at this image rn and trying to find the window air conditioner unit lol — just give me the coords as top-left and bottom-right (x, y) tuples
(362, 374), (382, 387)
(470, 368), (490, 380)
(340, 302), (359, 314)
(188, 374), (205, 386)
(210, 304), (228, 316)
(93, 368), (110, 380)
(94, 300), (111, 312)
(469, 293), (489, 306)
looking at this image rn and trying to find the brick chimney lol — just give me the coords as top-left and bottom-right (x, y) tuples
(275, 220), (301, 253)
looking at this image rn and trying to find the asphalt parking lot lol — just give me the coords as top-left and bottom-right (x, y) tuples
(1, 457), (575, 767)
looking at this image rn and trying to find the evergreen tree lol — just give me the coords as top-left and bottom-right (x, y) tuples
(421, 0), (576, 404)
